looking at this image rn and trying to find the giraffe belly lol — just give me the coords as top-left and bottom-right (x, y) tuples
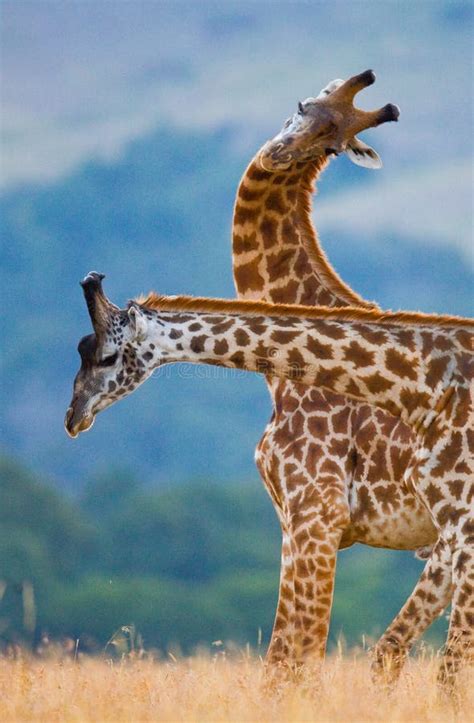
(257, 381), (438, 552)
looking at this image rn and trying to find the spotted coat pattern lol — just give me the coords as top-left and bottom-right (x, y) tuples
(231, 150), (473, 684)
(66, 286), (473, 686)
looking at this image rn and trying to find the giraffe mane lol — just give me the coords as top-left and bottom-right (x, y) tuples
(295, 159), (379, 309)
(136, 293), (473, 329)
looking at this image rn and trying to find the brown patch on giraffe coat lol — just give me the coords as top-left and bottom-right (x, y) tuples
(317, 289), (336, 306)
(281, 218), (300, 246)
(233, 205), (260, 225)
(266, 190), (288, 214)
(431, 432), (463, 477)
(461, 518), (474, 541)
(233, 231), (259, 253)
(234, 328), (251, 346)
(271, 329), (302, 344)
(367, 441), (389, 483)
(345, 379), (362, 397)
(390, 446), (414, 483)
(290, 410), (305, 438)
(353, 324), (388, 346)
(301, 388), (333, 413)
(211, 319), (235, 335)
(332, 407), (351, 434)
(385, 348), (418, 381)
(316, 322), (347, 341)
(238, 185), (266, 202)
(294, 248), (313, 277)
(327, 438), (350, 458)
(428, 566), (445, 587)
(421, 332), (435, 356)
(355, 486), (378, 520)
(320, 459), (345, 480)
(233, 256), (265, 293)
(425, 355), (450, 390)
(267, 249), (297, 282)
(373, 484), (399, 512)
(213, 338), (229, 356)
(363, 372), (395, 394)
(307, 415), (330, 440)
(188, 322), (202, 331)
(343, 340), (375, 367)
(451, 391), (470, 428)
(315, 366), (345, 391)
(281, 389), (301, 413)
(448, 479), (465, 501)
(246, 166), (272, 182)
(424, 483), (444, 508)
(394, 328), (416, 351)
(229, 351), (245, 367)
(190, 335), (208, 353)
(399, 388), (431, 418)
(456, 329), (473, 350)
(300, 277), (319, 304)
(270, 281), (300, 303)
(306, 336), (334, 360)
(306, 443), (324, 478)
(259, 217), (279, 250)
(436, 504), (470, 526)
(287, 347), (306, 381)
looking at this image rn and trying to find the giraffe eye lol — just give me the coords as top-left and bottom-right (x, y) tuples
(98, 352), (118, 367)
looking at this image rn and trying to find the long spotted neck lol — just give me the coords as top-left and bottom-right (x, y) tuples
(141, 301), (468, 430)
(232, 155), (377, 308)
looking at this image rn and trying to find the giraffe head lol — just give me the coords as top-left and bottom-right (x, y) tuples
(64, 272), (155, 438)
(258, 69), (399, 171)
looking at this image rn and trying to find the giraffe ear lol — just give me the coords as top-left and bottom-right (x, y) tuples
(128, 304), (148, 341)
(345, 137), (382, 169)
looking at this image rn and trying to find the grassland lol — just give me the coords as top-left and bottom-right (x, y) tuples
(0, 650), (472, 723)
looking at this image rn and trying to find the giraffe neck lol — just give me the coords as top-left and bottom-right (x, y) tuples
(139, 300), (469, 430)
(232, 154), (376, 308)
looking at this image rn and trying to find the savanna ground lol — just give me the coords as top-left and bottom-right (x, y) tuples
(0, 648), (472, 723)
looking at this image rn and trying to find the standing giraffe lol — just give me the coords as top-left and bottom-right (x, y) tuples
(65, 272), (473, 686)
(232, 69), (449, 674)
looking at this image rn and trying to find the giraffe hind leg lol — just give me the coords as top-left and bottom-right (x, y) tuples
(371, 538), (452, 685)
(437, 545), (474, 692)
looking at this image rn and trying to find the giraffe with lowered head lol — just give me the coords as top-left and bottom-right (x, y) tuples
(232, 69), (444, 677)
(65, 272), (473, 686)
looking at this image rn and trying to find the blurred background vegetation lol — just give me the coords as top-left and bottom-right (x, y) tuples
(0, 456), (446, 653)
(1, 1), (471, 653)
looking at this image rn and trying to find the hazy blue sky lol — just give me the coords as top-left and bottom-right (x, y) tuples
(2, 1), (472, 266)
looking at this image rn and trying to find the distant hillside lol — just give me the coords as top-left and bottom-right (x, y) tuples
(1, 124), (472, 489)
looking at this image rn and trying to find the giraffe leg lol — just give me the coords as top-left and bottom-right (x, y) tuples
(289, 523), (343, 664)
(437, 544), (474, 690)
(265, 529), (297, 669)
(371, 538), (452, 684)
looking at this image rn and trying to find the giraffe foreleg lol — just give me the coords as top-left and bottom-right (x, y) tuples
(265, 528), (298, 669)
(371, 538), (452, 684)
(289, 522), (343, 664)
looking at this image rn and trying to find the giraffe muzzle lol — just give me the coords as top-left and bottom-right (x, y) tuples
(64, 406), (95, 438)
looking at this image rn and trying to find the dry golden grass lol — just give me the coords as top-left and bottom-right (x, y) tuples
(0, 650), (472, 723)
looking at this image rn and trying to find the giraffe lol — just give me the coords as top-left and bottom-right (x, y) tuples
(231, 69), (448, 676)
(65, 272), (473, 686)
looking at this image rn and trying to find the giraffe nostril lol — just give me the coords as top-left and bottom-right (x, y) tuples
(325, 148), (338, 157)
